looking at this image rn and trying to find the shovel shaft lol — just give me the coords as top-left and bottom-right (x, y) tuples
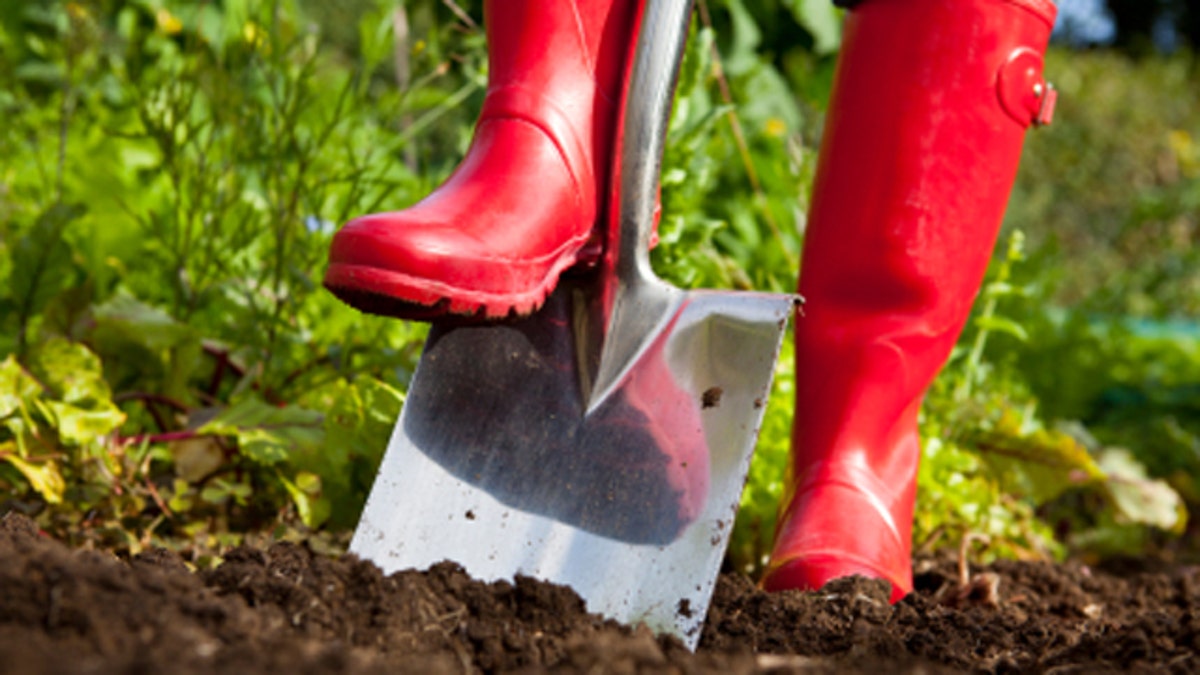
(586, 0), (695, 410)
(609, 0), (694, 285)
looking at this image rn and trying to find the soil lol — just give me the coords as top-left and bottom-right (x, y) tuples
(2, 512), (1198, 674)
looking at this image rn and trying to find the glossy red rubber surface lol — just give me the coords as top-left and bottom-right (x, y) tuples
(763, 0), (1056, 600)
(325, 0), (637, 320)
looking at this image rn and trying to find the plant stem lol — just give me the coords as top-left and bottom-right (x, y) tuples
(118, 430), (199, 446)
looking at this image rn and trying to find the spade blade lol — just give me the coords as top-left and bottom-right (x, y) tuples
(351, 281), (792, 647)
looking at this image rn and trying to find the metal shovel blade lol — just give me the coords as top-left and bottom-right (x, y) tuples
(349, 0), (794, 649)
(352, 283), (790, 646)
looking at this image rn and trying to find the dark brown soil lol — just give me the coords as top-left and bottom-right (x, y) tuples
(2, 512), (1198, 674)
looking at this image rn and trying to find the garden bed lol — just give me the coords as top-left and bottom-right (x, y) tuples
(2, 513), (1197, 674)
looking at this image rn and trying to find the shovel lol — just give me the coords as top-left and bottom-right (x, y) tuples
(349, 0), (795, 649)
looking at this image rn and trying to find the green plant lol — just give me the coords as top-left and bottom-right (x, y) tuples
(916, 232), (1186, 564)
(0, 0), (441, 549)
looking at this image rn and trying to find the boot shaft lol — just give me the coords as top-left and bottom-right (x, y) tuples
(481, 0), (640, 195)
(797, 0), (1057, 416)
(484, 0), (638, 106)
(801, 0), (1057, 332)
(768, 0), (1058, 598)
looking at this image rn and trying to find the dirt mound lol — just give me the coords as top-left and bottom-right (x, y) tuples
(2, 512), (1198, 673)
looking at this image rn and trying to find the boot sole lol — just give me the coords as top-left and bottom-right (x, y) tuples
(324, 240), (602, 321)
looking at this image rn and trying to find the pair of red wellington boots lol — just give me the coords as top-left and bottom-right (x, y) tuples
(326, 0), (1058, 600)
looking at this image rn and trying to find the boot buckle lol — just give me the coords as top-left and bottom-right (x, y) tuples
(997, 47), (1055, 128)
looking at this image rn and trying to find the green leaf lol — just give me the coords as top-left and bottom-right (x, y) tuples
(278, 470), (331, 529)
(293, 376), (402, 527)
(0, 444), (65, 504)
(676, 25), (713, 104)
(974, 315), (1030, 343)
(969, 411), (1103, 504)
(41, 400), (125, 445)
(983, 282), (1032, 300)
(167, 478), (195, 513)
(14, 61), (63, 86)
(87, 293), (203, 404)
(722, 0), (763, 75)
(28, 338), (113, 407)
(199, 398), (324, 466)
(784, 0), (842, 55)
(10, 203), (84, 331)
(0, 355), (42, 419)
(229, 428), (292, 465)
(91, 293), (197, 353)
(357, 7), (393, 72)
(1098, 448), (1187, 533)
(200, 477), (253, 506)
(297, 378), (400, 462)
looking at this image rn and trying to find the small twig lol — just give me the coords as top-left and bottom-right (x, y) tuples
(440, 0), (477, 29)
(757, 655), (825, 670)
(145, 400), (170, 434)
(396, 79), (481, 145)
(938, 532), (1001, 607)
(139, 514), (166, 550)
(394, 6), (418, 172)
(958, 532), (991, 586)
(144, 479), (174, 518)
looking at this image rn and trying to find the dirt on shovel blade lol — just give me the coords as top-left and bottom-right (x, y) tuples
(1, 512), (1199, 674)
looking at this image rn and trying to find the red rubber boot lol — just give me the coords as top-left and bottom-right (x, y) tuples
(761, 0), (1057, 602)
(326, 0), (639, 320)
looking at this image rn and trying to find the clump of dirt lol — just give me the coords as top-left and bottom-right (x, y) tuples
(0, 513), (721, 674)
(706, 557), (1200, 672)
(2, 511), (1199, 674)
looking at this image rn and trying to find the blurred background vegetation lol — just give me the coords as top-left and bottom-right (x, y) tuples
(1, 0), (1198, 574)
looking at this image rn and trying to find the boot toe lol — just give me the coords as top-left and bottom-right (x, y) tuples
(764, 478), (914, 602)
(324, 119), (601, 320)
(761, 552), (911, 603)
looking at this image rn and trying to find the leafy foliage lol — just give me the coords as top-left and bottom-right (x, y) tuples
(0, 0), (419, 550)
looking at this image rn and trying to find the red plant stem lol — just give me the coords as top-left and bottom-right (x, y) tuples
(207, 351), (227, 398)
(118, 430), (198, 446)
(203, 343), (245, 377)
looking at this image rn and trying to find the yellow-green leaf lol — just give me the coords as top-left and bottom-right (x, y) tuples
(0, 355), (42, 419)
(279, 471), (330, 528)
(970, 416), (1103, 503)
(1, 449), (66, 504)
(42, 400), (126, 445)
(29, 338), (113, 407)
(1099, 448), (1188, 533)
